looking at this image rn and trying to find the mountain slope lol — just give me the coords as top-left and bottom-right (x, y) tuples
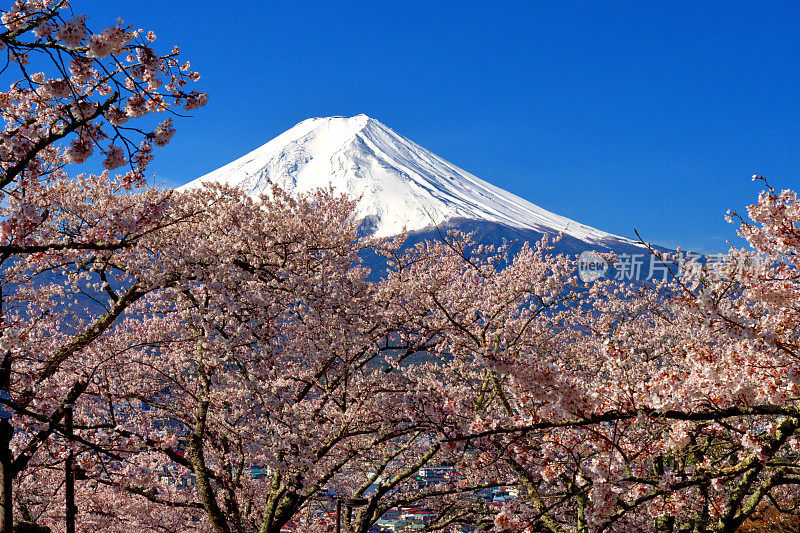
(181, 115), (639, 249)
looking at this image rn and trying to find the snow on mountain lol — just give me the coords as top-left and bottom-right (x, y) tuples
(181, 114), (638, 246)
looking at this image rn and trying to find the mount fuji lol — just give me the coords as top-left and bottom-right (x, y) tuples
(181, 114), (649, 261)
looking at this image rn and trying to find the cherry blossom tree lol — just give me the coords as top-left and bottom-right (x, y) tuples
(0, 1), (206, 530)
(56, 184), (508, 533)
(379, 231), (603, 531)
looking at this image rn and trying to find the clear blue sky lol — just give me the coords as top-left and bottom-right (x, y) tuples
(80, 0), (800, 252)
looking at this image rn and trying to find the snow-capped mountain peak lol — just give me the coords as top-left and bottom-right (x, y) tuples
(181, 115), (635, 245)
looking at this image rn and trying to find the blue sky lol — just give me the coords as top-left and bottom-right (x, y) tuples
(80, 0), (800, 252)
